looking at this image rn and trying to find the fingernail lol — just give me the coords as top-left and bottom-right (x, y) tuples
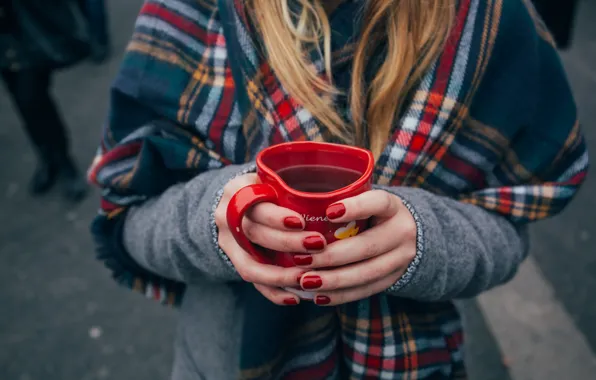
(303, 236), (325, 251)
(283, 216), (303, 230)
(293, 255), (313, 266)
(315, 295), (331, 305)
(326, 203), (346, 220)
(283, 297), (299, 305)
(297, 274), (304, 285)
(302, 275), (323, 290)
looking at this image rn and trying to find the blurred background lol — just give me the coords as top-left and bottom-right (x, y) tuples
(0, 1), (594, 379)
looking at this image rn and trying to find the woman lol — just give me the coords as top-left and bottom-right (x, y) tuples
(0, 0), (87, 201)
(532, 0), (579, 50)
(77, 0), (111, 62)
(89, 0), (588, 379)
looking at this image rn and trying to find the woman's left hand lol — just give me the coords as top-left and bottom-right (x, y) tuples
(296, 190), (418, 306)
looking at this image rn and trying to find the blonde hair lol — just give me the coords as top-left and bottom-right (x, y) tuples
(248, 0), (456, 158)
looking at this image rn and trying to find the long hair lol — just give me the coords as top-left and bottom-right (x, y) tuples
(248, 0), (456, 158)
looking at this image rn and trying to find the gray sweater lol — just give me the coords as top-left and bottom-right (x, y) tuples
(123, 163), (529, 380)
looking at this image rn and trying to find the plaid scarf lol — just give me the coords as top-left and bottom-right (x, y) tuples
(88, 0), (588, 378)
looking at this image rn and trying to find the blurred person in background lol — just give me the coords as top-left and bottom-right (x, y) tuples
(88, 0), (588, 379)
(77, 0), (111, 63)
(532, 0), (579, 50)
(0, 0), (88, 201)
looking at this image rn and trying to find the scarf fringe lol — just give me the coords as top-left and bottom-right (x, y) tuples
(91, 213), (186, 307)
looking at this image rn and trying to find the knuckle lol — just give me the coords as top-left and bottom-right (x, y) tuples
(366, 265), (386, 281)
(241, 173), (257, 183)
(271, 296), (285, 306)
(320, 274), (338, 291)
(319, 252), (335, 268)
(254, 284), (269, 296)
(223, 176), (250, 197)
(251, 204), (278, 227)
(241, 272), (255, 283)
(269, 271), (284, 285)
(352, 196), (365, 213)
(382, 191), (394, 211)
(285, 271), (300, 286)
(364, 241), (381, 258)
(214, 209), (226, 229)
(383, 273), (399, 289)
(222, 182), (236, 198)
(279, 235), (294, 252)
(217, 234), (227, 251)
(402, 217), (417, 241)
(325, 294), (341, 306)
(265, 209), (280, 227)
(254, 286), (277, 303)
(252, 203), (267, 217)
(404, 246), (417, 263)
(238, 267), (254, 283)
(243, 222), (255, 241)
(268, 297), (282, 305)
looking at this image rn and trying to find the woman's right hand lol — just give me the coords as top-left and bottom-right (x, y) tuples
(213, 173), (327, 305)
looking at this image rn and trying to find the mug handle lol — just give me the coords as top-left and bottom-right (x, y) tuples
(226, 184), (279, 265)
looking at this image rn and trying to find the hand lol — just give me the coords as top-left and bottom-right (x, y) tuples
(214, 174), (328, 306)
(294, 190), (417, 306)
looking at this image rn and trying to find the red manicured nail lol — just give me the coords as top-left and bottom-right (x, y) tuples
(303, 236), (325, 251)
(326, 203), (346, 219)
(315, 295), (331, 305)
(293, 255), (313, 266)
(283, 298), (299, 305)
(302, 275), (323, 290)
(283, 216), (303, 230)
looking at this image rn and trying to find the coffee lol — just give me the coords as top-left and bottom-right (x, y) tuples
(276, 165), (362, 193)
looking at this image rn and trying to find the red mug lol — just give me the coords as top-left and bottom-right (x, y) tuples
(226, 142), (374, 296)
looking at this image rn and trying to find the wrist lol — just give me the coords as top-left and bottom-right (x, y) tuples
(385, 198), (425, 293)
(208, 164), (257, 271)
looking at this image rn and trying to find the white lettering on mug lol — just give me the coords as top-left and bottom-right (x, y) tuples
(302, 214), (329, 222)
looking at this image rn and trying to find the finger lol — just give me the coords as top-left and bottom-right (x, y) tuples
(299, 245), (415, 292)
(216, 174), (259, 228)
(220, 173), (259, 205)
(311, 272), (400, 306)
(219, 229), (305, 287)
(326, 190), (400, 223)
(302, 215), (403, 268)
(224, 173), (259, 194)
(253, 283), (302, 306)
(246, 202), (305, 231)
(242, 218), (326, 254)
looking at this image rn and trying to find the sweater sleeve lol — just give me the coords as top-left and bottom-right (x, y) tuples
(122, 163), (254, 284)
(377, 186), (529, 301)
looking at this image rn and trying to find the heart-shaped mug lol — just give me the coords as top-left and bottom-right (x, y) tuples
(226, 141), (374, 298)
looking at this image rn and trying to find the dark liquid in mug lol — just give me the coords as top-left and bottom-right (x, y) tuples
(277, 165), (362, 193)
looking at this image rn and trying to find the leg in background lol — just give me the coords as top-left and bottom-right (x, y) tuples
(1, 67), (87, 201)
(78, 0), (111, 63)
(532, 0), (579, 50)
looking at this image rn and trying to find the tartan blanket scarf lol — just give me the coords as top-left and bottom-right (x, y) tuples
(88, 0), (588, 378)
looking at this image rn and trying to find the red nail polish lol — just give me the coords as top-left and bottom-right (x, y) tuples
(326, 203), (346, 219)
(302, 275), (323, 290)
(315, 295), (331, 305)
(283, 297), (299, 305)
(303, 236), (325, 251)
(293, 255), (313, 266)
(283, 216), (303, 230)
